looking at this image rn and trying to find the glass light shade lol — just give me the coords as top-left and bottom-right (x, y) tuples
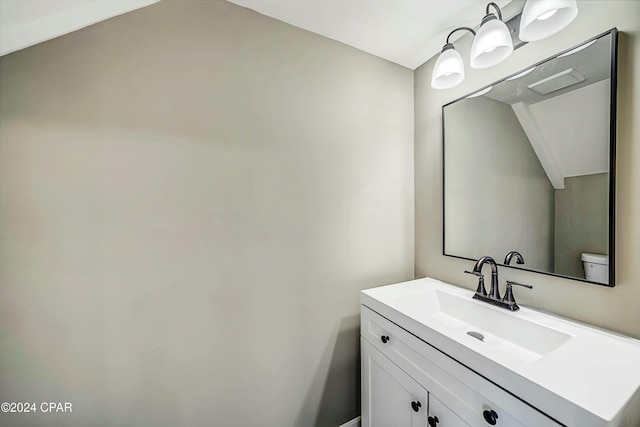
(431, 46), (465, 89)
(470, 17), (513, 69)
(519, 0), (578, 42)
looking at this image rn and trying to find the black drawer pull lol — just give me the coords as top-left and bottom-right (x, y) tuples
(381, 335), (390, 344)
(483, 409), (499, 425)
(428, 415), (440, 426)
(411, 400), (421, 412)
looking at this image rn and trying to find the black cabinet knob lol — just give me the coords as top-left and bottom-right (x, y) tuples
(411, 400), (421, 412)
(483, 409), (499, 425)
(381, 335), (390, 344)
(428, 415), (440, 426)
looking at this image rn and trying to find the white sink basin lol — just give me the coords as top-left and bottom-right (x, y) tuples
(395, 289), (571, 363)
(361, 277), (640, 426)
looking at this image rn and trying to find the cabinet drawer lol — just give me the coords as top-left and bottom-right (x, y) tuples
(361, 305), (562, 427)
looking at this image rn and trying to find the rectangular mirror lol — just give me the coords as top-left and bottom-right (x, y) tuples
(443, 28), (618, 286)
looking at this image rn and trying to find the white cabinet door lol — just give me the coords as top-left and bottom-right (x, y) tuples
(428, 393), (470, 427)
(362, 338), (428, 427)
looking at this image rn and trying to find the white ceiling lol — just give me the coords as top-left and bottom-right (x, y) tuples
(0, 0), (160, 56)
(0, 0), (516, 68)
(530, 79), (610, 179)
(229, 0), (513, 69)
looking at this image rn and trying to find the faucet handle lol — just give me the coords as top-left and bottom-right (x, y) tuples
(506, 280), (533, 289)
(503, 280), (532, 311)
(464, 270), (483, 277)
(465, 270), (487, 296)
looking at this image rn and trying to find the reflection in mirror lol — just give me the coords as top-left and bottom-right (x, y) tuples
(443, 29), (617, 286)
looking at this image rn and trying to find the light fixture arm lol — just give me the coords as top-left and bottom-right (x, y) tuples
(445, 27), (477, 44)
(485, 2), (503, 20)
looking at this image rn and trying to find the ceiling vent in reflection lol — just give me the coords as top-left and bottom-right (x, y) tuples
(527, 68), (585, 95)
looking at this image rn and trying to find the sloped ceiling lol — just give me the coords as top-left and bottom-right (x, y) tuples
(483, 34), (612, 187)
(1, 0), (518, 68)
(529, 80), (610, 179)
(0, 0), (160, 56)
(228, 0), (514, 69)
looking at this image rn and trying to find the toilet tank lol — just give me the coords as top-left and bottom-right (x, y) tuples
(581, 253), (609, 284)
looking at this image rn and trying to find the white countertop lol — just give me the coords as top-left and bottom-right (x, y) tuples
(361, 277), (640, 426)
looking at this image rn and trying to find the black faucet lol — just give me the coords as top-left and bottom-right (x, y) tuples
(504, 251), (525, 266)
(465, 255), (532, 311)
(468, 256), (500, 299)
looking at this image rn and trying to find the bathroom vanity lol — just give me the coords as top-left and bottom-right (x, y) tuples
(360, 278), (640, 426)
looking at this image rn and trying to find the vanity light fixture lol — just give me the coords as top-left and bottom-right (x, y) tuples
(431, 27), (476, 90)
(431, 1), (579, 90)
(519, 0), (578, 42)
(431, 2), (511, 89)
(470, 2), (513, 69)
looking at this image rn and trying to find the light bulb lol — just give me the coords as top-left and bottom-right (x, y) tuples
(537, 9), (558, 20)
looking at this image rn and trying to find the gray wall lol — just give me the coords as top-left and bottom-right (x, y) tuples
(444, 96), (554, 271)
(0, 1), (414, 426)
(416, 0), (640, 339)
(555, 173), (609, 278)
